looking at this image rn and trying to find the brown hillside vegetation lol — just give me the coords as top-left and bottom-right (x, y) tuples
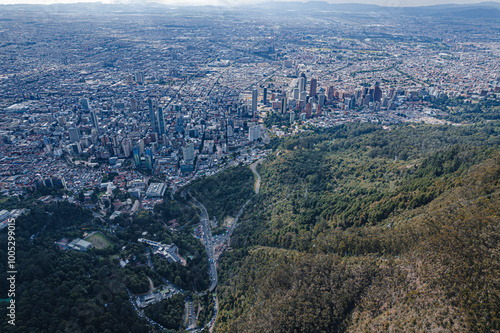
(214, 124), (500, 333)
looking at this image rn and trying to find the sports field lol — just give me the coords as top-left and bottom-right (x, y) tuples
(85, 232), (113, 249)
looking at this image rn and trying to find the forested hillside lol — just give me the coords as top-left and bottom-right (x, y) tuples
(214, 122), (500, 332)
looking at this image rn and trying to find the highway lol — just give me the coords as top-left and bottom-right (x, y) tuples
(190, 194), (218, 292)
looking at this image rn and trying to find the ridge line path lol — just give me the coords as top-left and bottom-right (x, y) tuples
(250, 159), (263, 194)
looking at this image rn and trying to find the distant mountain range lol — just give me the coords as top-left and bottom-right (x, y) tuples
(249, 1), (500, 18)
(1, 1), (499, 19)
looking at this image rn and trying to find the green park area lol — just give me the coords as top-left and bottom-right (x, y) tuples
(85, 232), (113, 249)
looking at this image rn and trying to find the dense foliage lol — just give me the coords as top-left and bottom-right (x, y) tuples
(0, 195), (209, 332)
(144, 294), (185, 330)
(214, 122), (500, 332)
(188, 165), (255, 221)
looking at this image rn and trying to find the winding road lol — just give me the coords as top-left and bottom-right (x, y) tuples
(250, 159), (263, 194)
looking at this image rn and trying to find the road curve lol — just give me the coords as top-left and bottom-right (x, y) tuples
(250, 159), (263, 194)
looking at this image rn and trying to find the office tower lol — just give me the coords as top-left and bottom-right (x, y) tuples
(134, 71), (144, 84)
(281, 96), (287, 113)
(299, 91), (307, 102)
(122, 138), (132, 157)
(305, 103), (312, 118)
(145, 148), (153, 170)
(80, 98), (90, 110)
(373, 81), (383, 103)
(316, 104), (322, 116)
(138, 139), (145, 155)
(252, 88), (258, 115)
(130, 98), (138, 112)
(293, 88), (300, 100)
(249, 125), (261, 142)
(350, 95), (357, 109)
(327, 86), (335, 101)
(157, 106), (165, 135)
(133, 146), (141, 167)
(300, 72), (307, 89)
(148, 99), (157, 132)
(263, 87), (268, 105)
(299, 76), (306, 92)
(68, 127), (80, 143)
(310, 78), (317, 98)
(318, 94), (326, 106)
(290, 111), (295, 123)
(183, 143), (195, 164)
(90, 110), (99, 133)
(176, 117), (184, 133)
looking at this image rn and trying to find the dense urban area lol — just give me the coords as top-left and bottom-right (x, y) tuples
(1, 1), (500, 332)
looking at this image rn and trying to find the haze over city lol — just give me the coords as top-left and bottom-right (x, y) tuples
(1, 0), (500, 6)
(0, 0), (499, 332)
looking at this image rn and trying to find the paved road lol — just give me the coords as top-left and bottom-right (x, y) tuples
(250, 159), (263, 194)
(190, 195), (218, 292)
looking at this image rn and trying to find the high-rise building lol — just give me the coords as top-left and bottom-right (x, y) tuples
(281, 96), (287, 113)
(310, 78), (317, 98)
(373, 81), (383, 103)
(316, 104), (322, 116)
(90, 110), (99, 133)
(249, 125), (261, 142)
(327, 86), (335, 101)
(318, 94), (326, 107)
(183, 143), (195, 164)
(68, 127), (80, 143)
(293, 88), (300, 100)
(305, 103), (312, 118)
(122, 138), (132, 157)
(175, 117), (184, 133)
(145, 148), (154, 170)
(290, 111), (295, 123)
(148, 99), (157, 133)
(133, 146), (141, 167)
(252, 88), (258, 116)
(130, 98), (138, 112)
(263, 87), (268, 105)
(80, 98), (90, 110)
(299, 76), (306, 92)
(134, 71), (144, 84)
(299, 91), (307, 103)
(157, 106), (165, 135)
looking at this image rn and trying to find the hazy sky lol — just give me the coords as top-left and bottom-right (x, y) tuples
(0, 0), (498, 7)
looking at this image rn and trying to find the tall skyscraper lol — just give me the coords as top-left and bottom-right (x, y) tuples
(318, 94), (326, 107)
(145, 148), (154, 170)
(130, 98), (138, 112)
(310, 78), (317, 98)
(281, 96), (287, 113)
(327, 86), (335, 101)
(148, 99), (157, 132)
(68, 127), (80, 143)
(80, 98), (90, 110)
(157, 106), (165, 135)
(305, 103), (312, 118)
(183, 143), (195, 164)
(299, 77), (306, 92)
(122, 138), (132, 157)
(373, 81), (383, 103)
(263, 87), (268, 105)
(133, 146), (141, 167)
(90, 110), (99, 133)
(252, 88), (258, 116)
